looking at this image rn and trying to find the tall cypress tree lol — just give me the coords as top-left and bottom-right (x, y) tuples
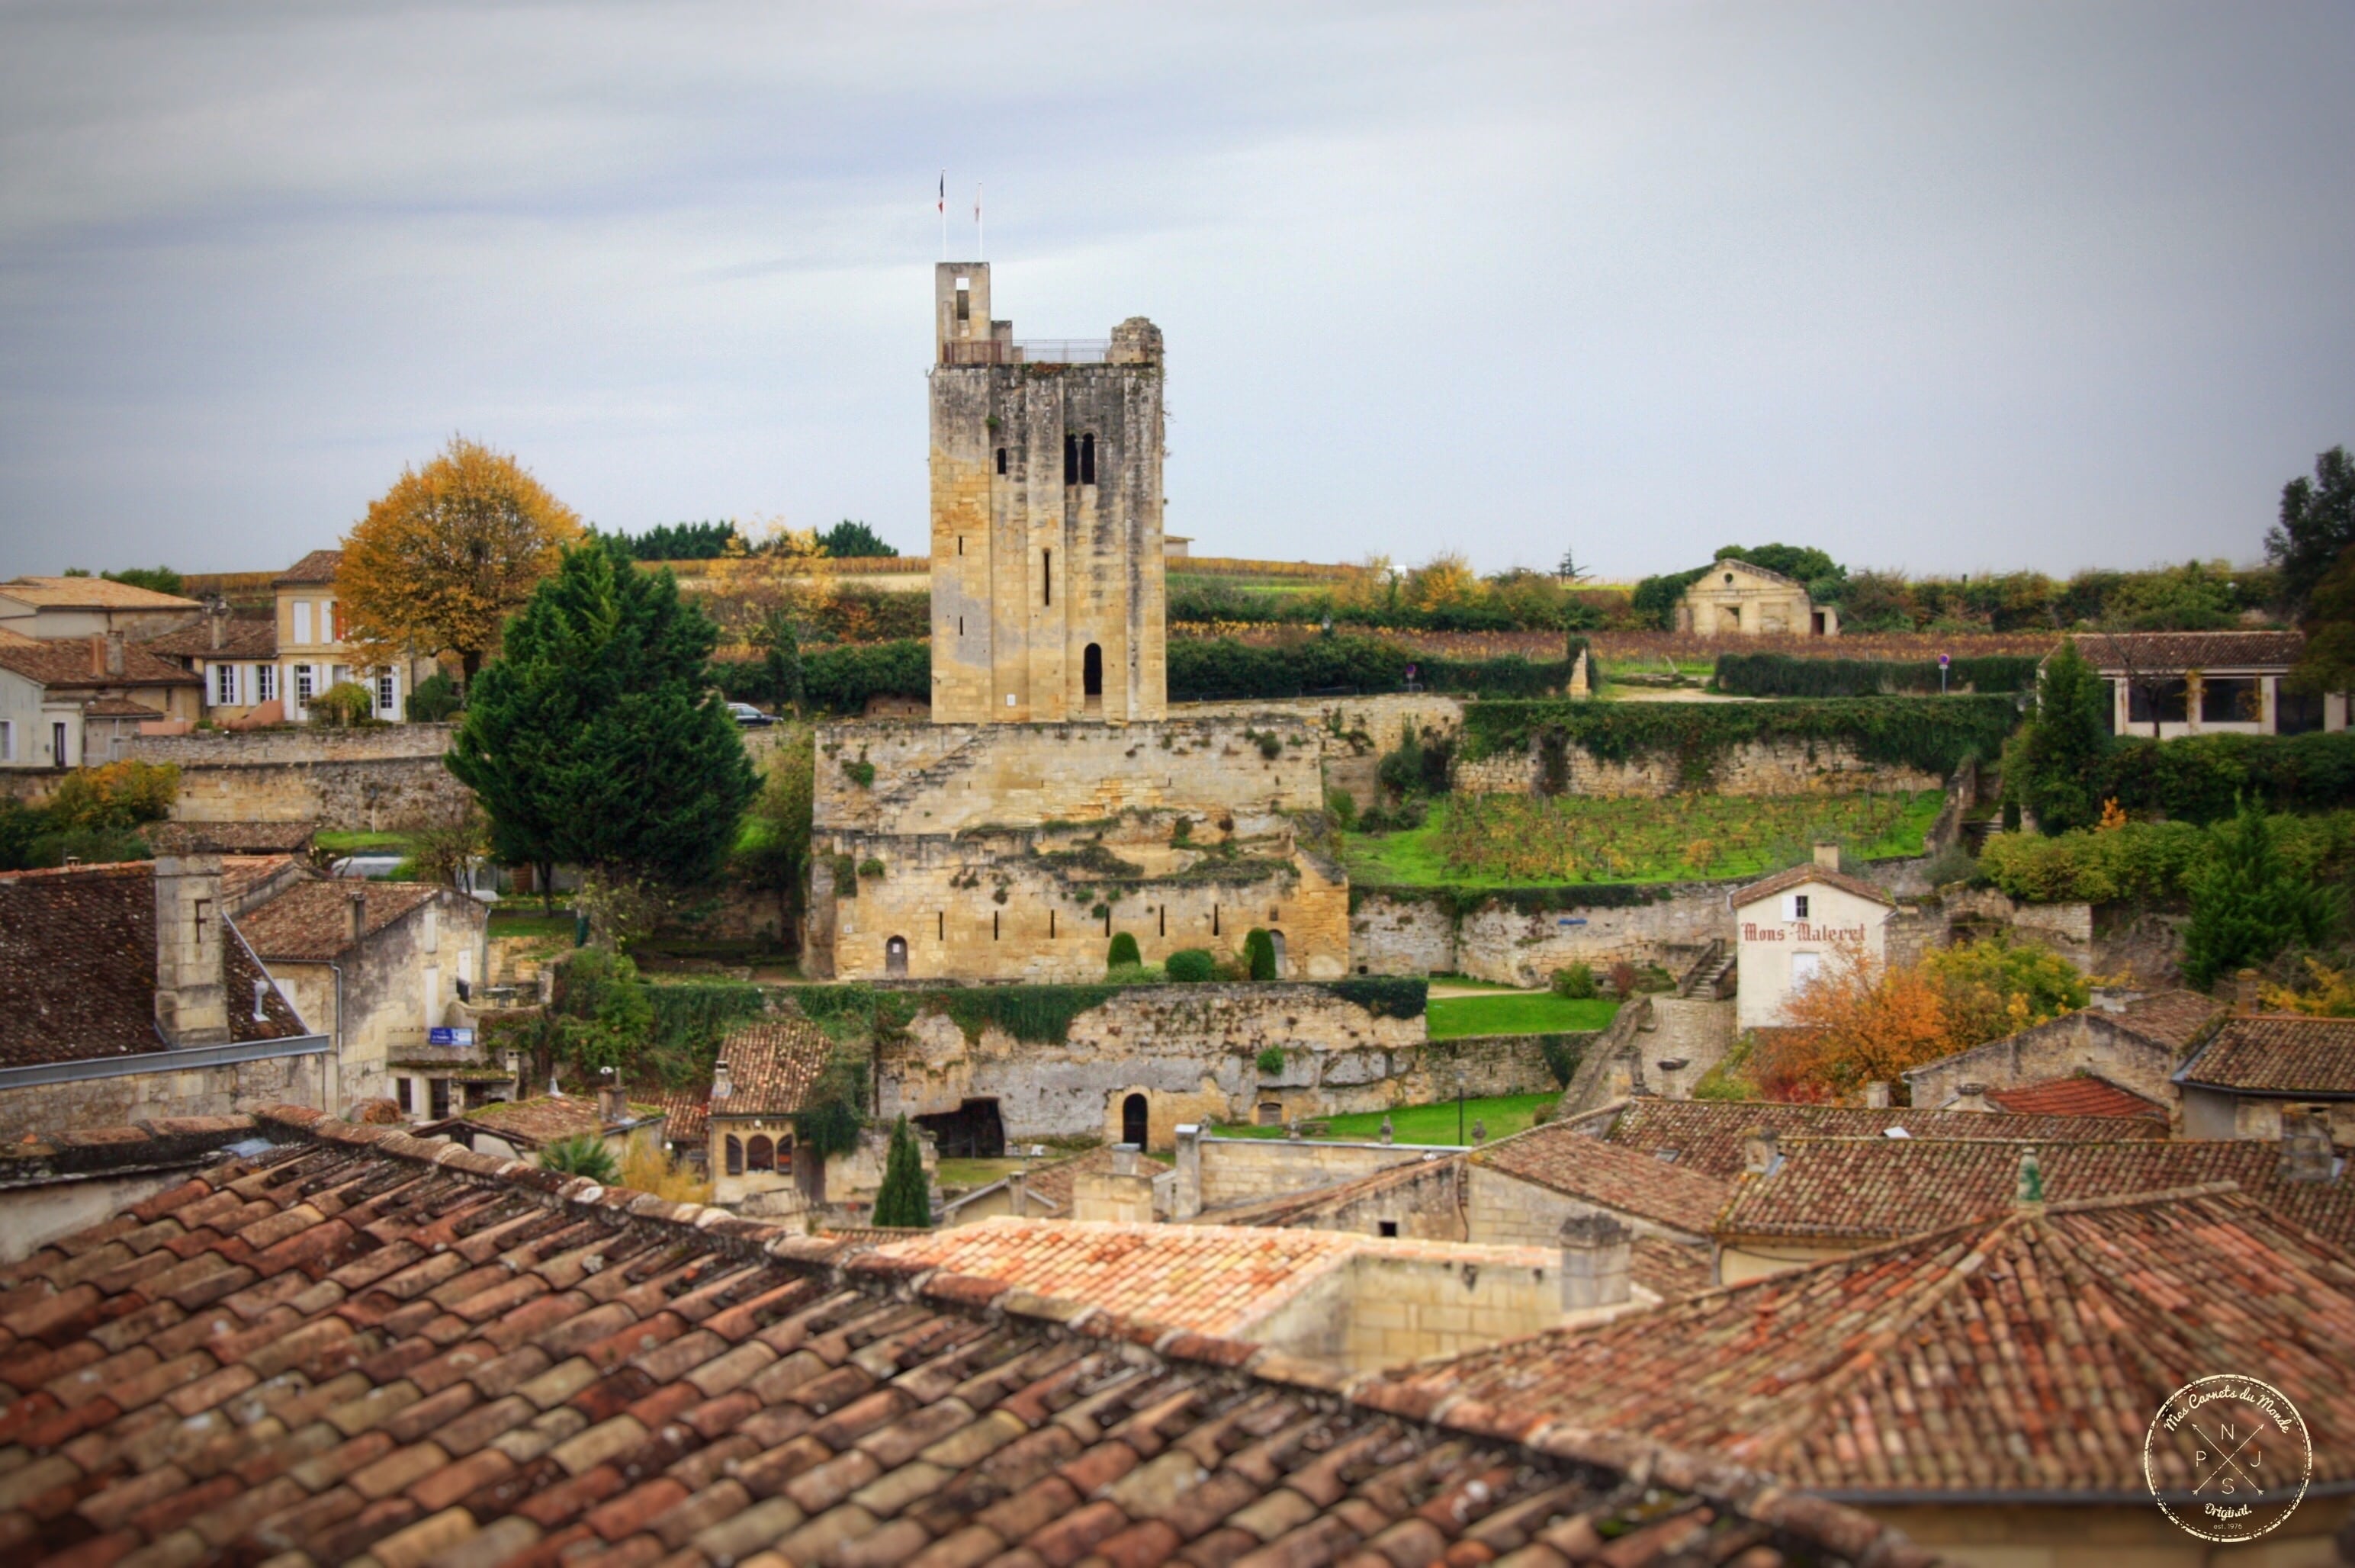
(2013, 641), (2109, 834)
(871, 1115), (932, 1229)
(450, 541), (757, 890)
(2181, 798), (2340, 988)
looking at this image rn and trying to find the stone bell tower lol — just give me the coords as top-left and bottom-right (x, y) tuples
(927, 262), (1166, 723)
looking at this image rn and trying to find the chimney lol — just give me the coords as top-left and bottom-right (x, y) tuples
(105, 631), (126, 677)
(1742, 1126), (1780, 1176)
(1953, 1081), (1993, 1113)
(1111, 1142), (1139, 1177)
(1864, 1081), (1891, 1110)
(2235, 969), (2262, 1014)
(1007, 1169), (1029, 1216)
(210, 608), (227, 651)
(152, 853), (231, 1045)
(89, 635), (106, 678)
(2279, 1107), (2334, 1185)
(1171, 1124), (1202, 1220)
(345, 887), (367, 948)
(598, 1085), (625, 1125)
(1812, 840), (1841, 871)
(712, 1062), (733, 1101)
(1559, 1213), (1631, 1312)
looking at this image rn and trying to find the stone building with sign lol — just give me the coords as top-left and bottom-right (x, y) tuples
(1730, 844), (1894, 1031)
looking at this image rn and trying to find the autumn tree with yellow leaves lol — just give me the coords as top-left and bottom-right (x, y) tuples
(339, 437), (583, 681)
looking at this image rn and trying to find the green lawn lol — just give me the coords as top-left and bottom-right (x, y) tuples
(314, 830), (416, 855)
(1213, 1094), (1557, 1146)
(1347, 790), (1942, 888)
(488, 909), (580, 941)
(1426, 993), (1618, 1039)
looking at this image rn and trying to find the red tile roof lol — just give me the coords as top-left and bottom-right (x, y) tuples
(2178, 1014), (2355, 1096)
(2097, 987), (2225, 1052)
(1984, 1075), (2167, 1120)
(78, 696), (164, 718)
(0, 1107), (1928, 1566)
(2068, 628), (2305, 671)
(236, 878), (444, 962)
(0, 862), (307, 1067)
(462, 1094), (657, 1149)
(1716, 1135), (2355, 1248)
(1589, 1097), (2164, 1180)
(0, 637), (199, 690)
(636, 1084), (709, 1145)
(1374, 1185), (2355, 1499)
(1728, 862), (1894, 911)
(0, 575), (201, 609)
(1470, 1121), (1733, 1235)
(712, 1017), (834, 1117)
(273, 548), (344, 585)
(138, 616), (278, 660)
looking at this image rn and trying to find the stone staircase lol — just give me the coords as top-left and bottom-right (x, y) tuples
(1679, 939), (1736, 999)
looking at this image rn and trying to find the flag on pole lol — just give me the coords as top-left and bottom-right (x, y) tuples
(937, 172), (945, 214)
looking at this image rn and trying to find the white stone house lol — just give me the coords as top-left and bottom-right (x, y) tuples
(2067, 629), (2346, 738)
(1673, 556), (1836, 638)
(1729, 847), (1895, 1032)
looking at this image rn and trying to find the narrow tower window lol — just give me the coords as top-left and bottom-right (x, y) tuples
(1049, 909), (1056, 938)
(995, 447), (1007, 474)
(1063, 432), (1078, 484)
(1043, 549), (1052, 606)
(1081, 433), (1097, 485)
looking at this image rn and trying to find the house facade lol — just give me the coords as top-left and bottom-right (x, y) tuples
(1729, 847), (1894, 1031)
(1672, 555), (1835, 637)
(139, 612), (282, 726)
(2174, 1013), (2355, 1145)
(0, 576), (202, 641)
(270, 549), (429, 721)
(0, 635), (202, 770)
(708, 1017), (834, 1212)
(2069, 628), (2347, 737)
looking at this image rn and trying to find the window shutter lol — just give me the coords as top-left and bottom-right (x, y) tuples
(1782, 895), (1798, 921)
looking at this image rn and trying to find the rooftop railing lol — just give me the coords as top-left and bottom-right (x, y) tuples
(940, 339), (1113, 366)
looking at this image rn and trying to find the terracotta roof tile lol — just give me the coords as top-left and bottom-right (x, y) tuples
(2178, 1014), (2355, 1095)
(1717, 1134), (2355, 1248)
(1984, 1075), (2167, 1120)
(0, 637), (200, 690)
(79, 696), (164, 718)
(711, 1018), (834, 1117)
(0, 576), (201, 610)
(1380, 1185), (2355, 1499)
(1470, 1120), (1733, 1234)
(2068, 628), (2305, 670)
(636, 1085), (708, 1145)
(236, 879), (443, 962)
(139, 618), (278, 660)
(274, 549), (344, 586)
(0, 862), (307, 1067)
(0, 1108), (1926, 1565)
(2098, 988), (2226, 1051)
(1728, 861), (1894, 909)
(1589, 1097), (2163, 1179)
(461, 1096), (661, 1149)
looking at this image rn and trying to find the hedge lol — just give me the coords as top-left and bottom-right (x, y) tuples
(1170, 635), (1580, 702)
(1459, 696), (2017, 784)
(1978, 810), (2355, 904)
(1712, 651), (2042, 699)
(715, 640), (930, 714)
(2092, 731), (2355, 825)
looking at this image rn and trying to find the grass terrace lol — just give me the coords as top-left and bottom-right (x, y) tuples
(1213, 1093), (1557, 1145)
(1425, 993), (1618, 1039)
(1346, 789), (1942, 888)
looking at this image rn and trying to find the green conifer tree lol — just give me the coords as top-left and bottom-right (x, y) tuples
(2181, 798), (2341, 988)
(2012, 640), (2109, 834)
(870, 1115), (932, 1229)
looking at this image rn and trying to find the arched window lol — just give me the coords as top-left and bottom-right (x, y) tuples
(748, 1135), (776, 1172)
(724, 1136), (744, 1176)
(1083, 643), (1103, 703)
(885, 936), (908, 977)
(1122, 1094), (1149, 1148)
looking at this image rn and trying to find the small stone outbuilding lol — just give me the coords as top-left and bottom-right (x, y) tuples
(1673, 555), (1835, 637)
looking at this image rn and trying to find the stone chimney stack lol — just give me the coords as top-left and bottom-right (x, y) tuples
(1007, 1169), (1028, 1217)
(1864, 1081), (1891, 1110)
(711, 1062), (733, 1102)
(597, 1085), (625, 1125)
(1954, 1082), (1994, 1113)
(88, 635), (106, 678)
(1812, 840), (1842, 871)
(1171, 1124), (1202, 1220)
(2279, 1107), (2334, 1184)
(153, 854), (231, 1045)
(210, 608), (227, 651)
(1110, 1142), (1139, 1178)
(1560, 1213), (1631, 1312)
(1742, 1126), (1780, 1176)
(345, 887), (367, 948)
(105, 631), (126, 677)
(2235, 969), (2262, 1014)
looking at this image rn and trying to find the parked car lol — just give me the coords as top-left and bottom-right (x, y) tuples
(727, 702), (776, 727)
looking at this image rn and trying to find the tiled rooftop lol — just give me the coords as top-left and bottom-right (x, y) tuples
(1727, 862), (1894, 911)
(275, 548), (344, 585)
(1983, 1075), (2167, 1120)
(236, 879), (444, 962)
(1584, 1097), (2164, 1180)
(2093, 987), (2224, 1051)
(0, 637), (200, 691)
(1716, 1135), (2355, 1247)
(0, 576), (201, 609)
(1373, 1185), (2355, 1500)
(2067, 628), (2305, 670)
(0, 862), (307, 1068)
(139, 617), (280, 660)
(2177, 1014), (2355, 1095)
(1470, 1122), (1733, 1235)
(873, 1219), (1569, 1340)
(464, 1095), (658, 1149)
(637, 1085), (710, 1146)
(712, 1018), (834, 1117)
(0, 1107), (1929, 1566)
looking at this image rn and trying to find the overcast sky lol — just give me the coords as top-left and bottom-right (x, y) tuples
(2, 2), (2351, 580)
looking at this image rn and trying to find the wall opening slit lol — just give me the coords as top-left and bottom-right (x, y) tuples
(1043, 549), (1052, 607)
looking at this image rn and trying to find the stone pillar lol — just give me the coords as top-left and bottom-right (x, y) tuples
(1560, 1213), (1631, 1312)
(1171, 1124), (1202, 1220)
(153, 854), (230, 1046)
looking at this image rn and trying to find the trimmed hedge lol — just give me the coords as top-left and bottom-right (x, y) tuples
(1459, 696), (2017, 783)
(1712, 651), (2042, 698)
(1169, 635), (1579, 702)
(2093, 731), (2355, 825)
(1326, 976), (1429, 1020)
(715, 639), (929, 713)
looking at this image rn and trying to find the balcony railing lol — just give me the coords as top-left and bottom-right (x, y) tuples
(940, 339), (1112, 367)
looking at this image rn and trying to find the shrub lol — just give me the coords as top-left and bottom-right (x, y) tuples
(1550, 963), (1598, 1000)
(2009, 641), (2109, 834)
(539, 1135), (618, 1183)
(1605, 960), (1638, 998)
(870, 1116), (931, 1228)
(857, 857), (885, 879)
(1978, 811), (2355, 905)
(1539, 1033), (1584, 1087)
(1458, 696), (2018, 785)
(1164, 948), (1217, 982)
(1107, 932), (1142, 969)
(1325, 787), (1357, 831)
(1255, 1046), (1287, 1077)
(2094, 731), (2355, 824)
(309, 680), (378, 728)
(1244, 928), (1277, 981)
(2182, 798), (2343, 988)
(1712, 651), (2042, 698)
(1920, 843), (1981, 889)
(842, 758), (875, 789)
(405, 671), (463, 722)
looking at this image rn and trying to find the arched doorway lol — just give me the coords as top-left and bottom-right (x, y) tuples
(1121, 1093), (1149, 1148)
(885, 936), (908, 977)
(1266, 929), (1287, 978)
(1082, 643), (1104, 717)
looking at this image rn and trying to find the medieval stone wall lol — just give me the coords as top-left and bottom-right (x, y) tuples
(1178, 694), (1467, 811)
(122, 725), (467, 831)
(0, 1054), (322, 1146)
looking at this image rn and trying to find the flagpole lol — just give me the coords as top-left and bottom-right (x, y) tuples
(939, 169), (946, 259)
(975, 183), (983, 261)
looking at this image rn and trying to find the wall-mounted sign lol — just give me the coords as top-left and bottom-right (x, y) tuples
(429, 1027), (476, 1047)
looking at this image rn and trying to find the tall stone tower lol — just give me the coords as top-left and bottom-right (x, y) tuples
(928, 262), (1167, 723)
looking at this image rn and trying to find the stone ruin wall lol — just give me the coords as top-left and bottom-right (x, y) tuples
(1452, 734), (1945, 800)
(116, 725), (470, 832)
(1178, 693), (1467, 811)
(874, 983), (1553, 1148)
